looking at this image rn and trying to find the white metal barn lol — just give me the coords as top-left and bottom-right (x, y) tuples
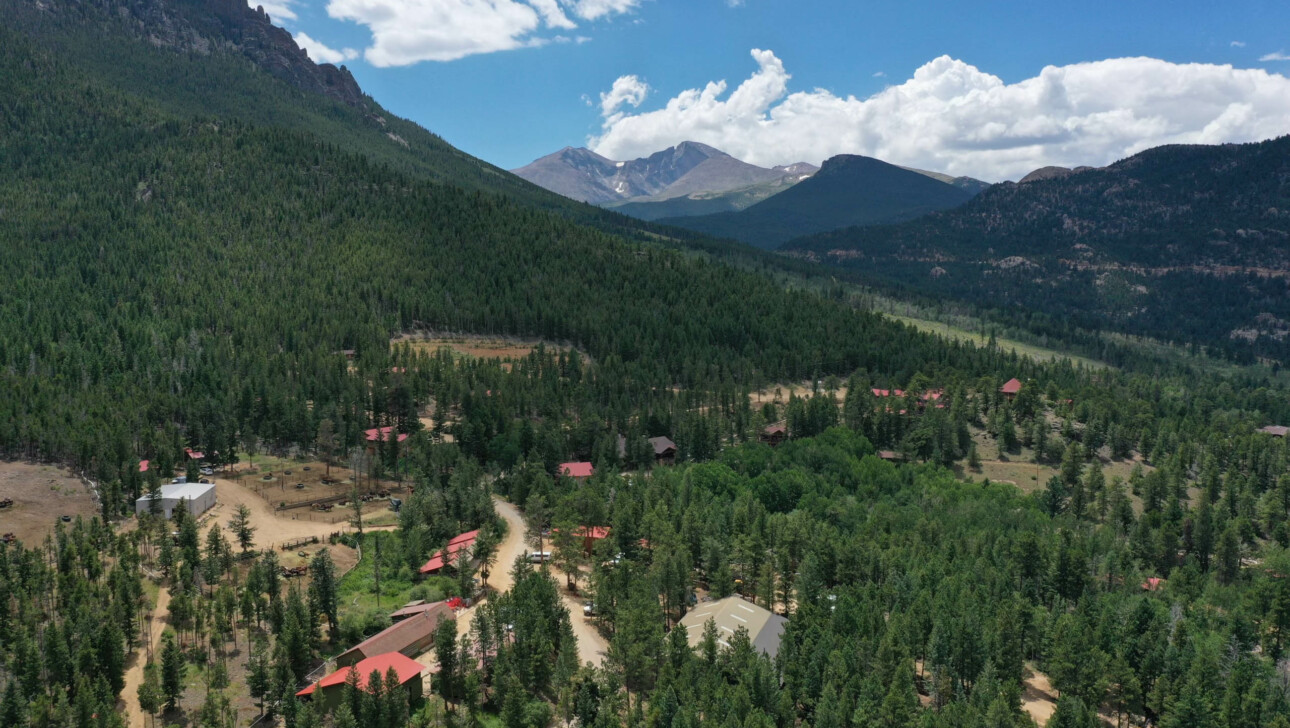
(135, 481), (217, 518)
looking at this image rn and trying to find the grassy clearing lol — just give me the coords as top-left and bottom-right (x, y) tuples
(337, 534), (458, 617)
(886, 314), (1111, 370)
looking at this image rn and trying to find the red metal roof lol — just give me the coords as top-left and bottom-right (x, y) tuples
(297, 652), (423, 697)
(365, 426), (409, 443)
(871, 388), (905, 398)
(559, 462), (594, 478)
(1142, 577), (1165, 591)
(575, 526), (610, 540)
(1000, 378), (1023, 395)
(419, 530), (480, 574)
(185, 448), (204, 460)
(139, 460), (149, 473)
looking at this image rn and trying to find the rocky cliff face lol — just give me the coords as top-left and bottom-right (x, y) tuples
(36, 0), (367, 108)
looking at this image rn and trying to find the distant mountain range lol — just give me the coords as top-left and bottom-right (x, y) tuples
(511, 142), (817, 208)
(657, 154), (981, 249)
(514, 143), (991, 244)
(786, 136), (1290, 361)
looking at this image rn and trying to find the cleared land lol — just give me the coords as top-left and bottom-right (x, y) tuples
(392, 334), (581, 368)
(223, 458), (409, 528)
(960, 425), (1150, 495)
(0, 462), (100, 545)
(1021, 664), (1058, 726)
(887, 314), (1110, 370)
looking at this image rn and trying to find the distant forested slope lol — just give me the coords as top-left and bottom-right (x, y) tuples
(786, 137), (1290, 363)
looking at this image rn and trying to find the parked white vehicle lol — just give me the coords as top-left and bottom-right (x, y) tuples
(528, 551), (552, 563)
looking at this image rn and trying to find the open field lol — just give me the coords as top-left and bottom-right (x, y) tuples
(887, 314), (1111, 370)
(0, 462), (100, 545)
(960, 426), (1149, 494)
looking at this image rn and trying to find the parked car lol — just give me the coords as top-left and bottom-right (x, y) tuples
(528, 551), (552, 563)
(200, 467), (213, 476)
(582, 601), (596, 617)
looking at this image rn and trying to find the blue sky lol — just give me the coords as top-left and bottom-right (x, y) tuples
(271, 0), (1290, 180)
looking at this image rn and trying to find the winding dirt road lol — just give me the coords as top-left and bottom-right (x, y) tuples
(433, 497), (607, 669)
(120, 586), (171, 728)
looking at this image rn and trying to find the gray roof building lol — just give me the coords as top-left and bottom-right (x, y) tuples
(676, 596), (787, 661)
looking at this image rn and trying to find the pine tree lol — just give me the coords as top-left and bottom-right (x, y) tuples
(308, 549), (339, 642)
(160, 632), (185, 711)
(228, 504), (256, 553)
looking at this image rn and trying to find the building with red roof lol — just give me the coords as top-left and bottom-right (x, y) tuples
(1142, 577), (1165, 592)
(184, 448), (204, 460)
(138, 460), (149, 473)
(559, 462), (594, 480)
(871, 388), (905, 398)
(552, 525), (611, 554)
(365, 426), (410, 443)
(999, 378), (1023, 398)
(419, 529), (480, 575)
(296, 652), (424, 710)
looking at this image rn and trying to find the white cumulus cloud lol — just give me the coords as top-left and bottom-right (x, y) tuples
(259, 0), (298, 21)
(599, 74), (649, 120)
(589, 49), (1290, 181)
(1262, 51), (1290, 61)
(566, 0), (638, 20)
(326, 0), (637, 65)
(294, 31), (359, 64)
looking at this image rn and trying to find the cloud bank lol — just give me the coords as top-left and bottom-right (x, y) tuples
(326, 0), (637, 65)
(294, 31), (359, 64)
(589, 50), (1290, 181)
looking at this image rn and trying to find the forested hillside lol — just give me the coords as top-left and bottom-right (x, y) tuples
(0, 15), (1022, 482)
(659, 155), (974, 249)
(785, 137), (1290, 363)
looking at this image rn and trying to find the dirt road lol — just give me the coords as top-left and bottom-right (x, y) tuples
(561, 589), (608, 667)
(450, 497), (528, 642)
(120, 587), (171, 728)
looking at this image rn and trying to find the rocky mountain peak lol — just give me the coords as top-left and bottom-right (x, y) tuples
(30, 0), (367, 108)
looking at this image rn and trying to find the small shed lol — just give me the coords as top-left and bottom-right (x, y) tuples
(135, 481), (216, 519)
(1259, 426), (1289, 437)
(1000, 378), (1023, 398)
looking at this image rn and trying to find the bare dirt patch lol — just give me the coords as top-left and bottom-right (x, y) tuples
(1022, 663), (1058, 726)
(0, 462), (100, 546)
(222, 460), (408, 527)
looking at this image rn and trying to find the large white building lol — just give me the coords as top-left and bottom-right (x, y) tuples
(135, 480), (216, 519)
